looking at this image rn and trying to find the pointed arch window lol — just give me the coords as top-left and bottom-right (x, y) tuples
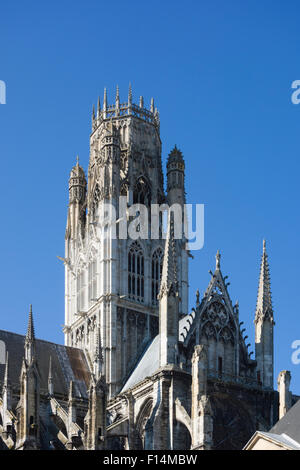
(88, 259), (97, 306)
(92, 184), (100, 219)
(77, 270), (85, 312)
(128, 242), (144, 302)
(151, 248), (163, 305)
(133, 177), (151, 206)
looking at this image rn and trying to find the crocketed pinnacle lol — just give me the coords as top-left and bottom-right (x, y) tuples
(26, 304), (35, 342)
(167, 145), (184, 165)
(158, 211), (178, 298)
(255, 240), (274, 322)
(68, 380), (75, 402)
(216, 250), (221, 270)
(3, 352), (9, 387)
(95, 327), (103, 364)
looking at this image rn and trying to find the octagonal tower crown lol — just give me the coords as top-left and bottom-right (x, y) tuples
(91, 84), (160, 132)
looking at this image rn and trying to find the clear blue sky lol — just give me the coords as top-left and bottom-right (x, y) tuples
(1, 0), (300, 392)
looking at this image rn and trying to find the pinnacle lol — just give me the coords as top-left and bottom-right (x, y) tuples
(4, 351), (9, 386)
(48, 356), (53, 380)
(216, 250), (221, 270)
(159, 211), (178, 298)
(167, 145), (184, 163)
(95, 327), (103, 364)
(69, 380), (75, 401)
(128, 82), (132, 102)
(255, 240), (273, 320)
(103, 88), (107, 109)
(26, 304), (35, 342)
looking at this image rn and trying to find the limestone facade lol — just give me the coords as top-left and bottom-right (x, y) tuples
(0, 87), (296, 450)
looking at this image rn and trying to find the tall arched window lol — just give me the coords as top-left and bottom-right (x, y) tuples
(128, 242), (144, 302)
(133, 177), (151, 206)
(77, 271), (85, 312)
(88, 259), (97, 306)
(151, 248), (163, 305)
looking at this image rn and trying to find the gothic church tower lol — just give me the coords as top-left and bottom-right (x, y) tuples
(64, 86), (189, 397)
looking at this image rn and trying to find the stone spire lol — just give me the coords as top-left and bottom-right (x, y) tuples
(2, 352), (12, 439)
(128, 82), (132, 100)
(255, 240), (274, 322)
(216, 250), (221, 270)
(67, 381), (77, 449)
(2, 352), (11, 418)
(115, 85), (120, 115)
(255, 239), (274, 389)
(3, 351), (9, 389)
(25, 305), (35, 365)
(159, 211), (179, 367)
(103, 88), (107, 118)
(94, 327), (103, 380)
(97, 96), (101, 119)
(69, 380), (75, 403)
(27, 304), (35, 340)
(48, 357), (54, 396)
(128, 83), (132, 113)
(150, 97), (154, 113)
(196, 289), (200, 307)
(17, 307), (40, 449)
(158, 211), (178, 299)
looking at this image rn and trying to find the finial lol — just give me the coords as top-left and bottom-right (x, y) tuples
(48, 356), (54, 396)
(115, 85), (120, 115)
(92, 104), (95, 120)
(158, 211), (178, 299)
(26, 304), (35, 341)
(103, 88), (107, 118)
(4, 351), (9, 386)
(255, 238), (273, 323)
(196, 289), (200, 306)
(97, 96), (101, 117)
(76, 155), (79, 165)
(68, 380), (75, 402)
(216, 250), (221, 270)
(150, 97), (154, 113)
(25, 304), (35, 365)
(128, 83), (132, 114)
(139, 96), (144, 108)
(94, 327), (103, 380)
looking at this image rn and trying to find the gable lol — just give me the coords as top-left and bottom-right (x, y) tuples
(183, 268), (238, 349)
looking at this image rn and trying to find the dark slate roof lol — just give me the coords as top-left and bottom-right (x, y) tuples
(121, 315), (193, 392)
(0, 329), (90, 399)
(121, 335), (160, 392)
(270, 398), (300, 444)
